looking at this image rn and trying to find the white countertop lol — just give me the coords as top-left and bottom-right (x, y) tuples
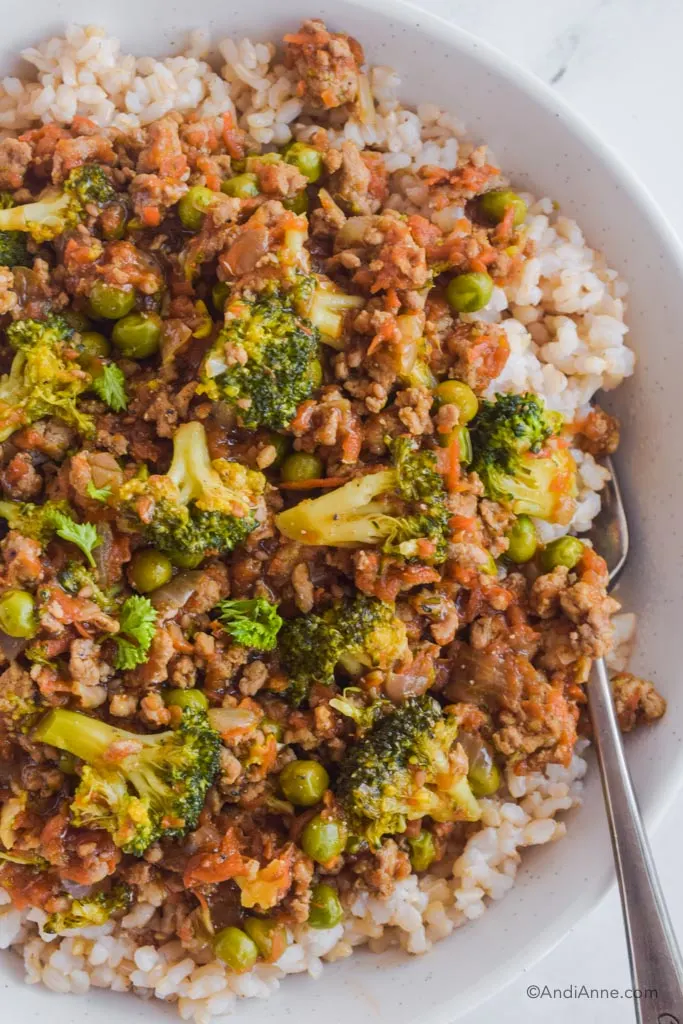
(408, 1), (683, 1022)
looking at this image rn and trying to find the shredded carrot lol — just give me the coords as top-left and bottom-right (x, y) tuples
(450, 514), (477, 532)
(141, 206), (161, 228)
(384, 288), (401, 314)
(279, 476), (347, 491)
(446, 434), (461, 492)
(290, 398), (316, 433)
(283, 29), (329, 46)
(221, 111), (245, 159)
(320, 89), (338, 109)
(366, 316), (398, 356)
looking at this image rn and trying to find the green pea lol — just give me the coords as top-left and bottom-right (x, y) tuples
(480, 189), (528, 227)
(62, 309), (93, 333)
(506, 515), (538, 564)
(243, 918), (288, 962)
(408, 830), (436, 872)
(0, 589), (37, 638)
(281, 452), (323, 483)
(264, 433), (291, 471)
(57, 752), (78, 774)
(446, 272), (494, 314)
(178, 186), (216, 232)
(439, 425), (472, 465)
(89, 281), (136, 320)
(112, 311), (162, 359)
(301, 815), (346, 864)
(165, 688), (209, 711)
(541, 536), (585, 572)
(467, 746), (501, 798)
(434, 380), (479, 423)
(129, 549), (173, 593)
(100, 201), (128, 241)
(279, 760), (329, 807)
(221, 173), (259, 199)
(78, 331), (111, 359)
(307, 883), (343, 929)
(284, 142), (323, 184)
(283, 190), (309, 215)
(168, 549), (205, 570)
(213, 926), (259, 973)
(211, 281), (230, 314)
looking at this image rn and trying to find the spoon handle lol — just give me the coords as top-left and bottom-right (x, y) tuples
(588, 657), (683, 1023)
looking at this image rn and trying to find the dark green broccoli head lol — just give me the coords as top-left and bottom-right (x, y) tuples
(32, 704), (221, 857)
(470, 393), (563, 468)
(0, 164), (116, 242)
(470, 392), (577, 523)
(0, 314), (94, 442)
(0, 193), (31, 268)
(335, 695), (480, 847)
(279, 595), (409, 704)
(43, 884), (133, 934)
(119, 421), (266, 559)
(65, 164), (117, 207)
(200, 291), (321, 430)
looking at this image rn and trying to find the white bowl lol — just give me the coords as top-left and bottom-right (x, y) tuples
(2, 1), (683, 1021)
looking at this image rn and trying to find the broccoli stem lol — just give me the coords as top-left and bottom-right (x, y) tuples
(33, 709), (130, 765)
(0, 192), (71, 236)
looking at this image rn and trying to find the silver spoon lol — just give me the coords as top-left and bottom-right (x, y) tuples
(587, 456), (683, 1022)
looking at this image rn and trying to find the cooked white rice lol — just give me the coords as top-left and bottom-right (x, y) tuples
(0, 22), (633, 1021)
(0, 745), (587, 1024)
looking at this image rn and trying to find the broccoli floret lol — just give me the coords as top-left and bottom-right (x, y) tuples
(0, 690), (42, 736)
(199, 291), (321, 430)
(470, 392), (577, 523)
(300, 276), (364, 350)
(57, 562), (115, 610)
(0, 165), (116, 243)
(43, 884), (133, 934)
(335, 695), (481, 848)
(276, 436), (450, 561)
(119, 421), (266, 559)
(0, 499), (100, 564)
(0, 498), (71, 541)
(0, 314), (94, 442)
(215, 597), (283, 651)
(0, 194), (30, 268)
(329, 687), (392, 733)
(32, 704), (221, 857)
(279, 594), (409, 704)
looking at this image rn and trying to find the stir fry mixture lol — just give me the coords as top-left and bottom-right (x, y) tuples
(0, 18), (665, 972)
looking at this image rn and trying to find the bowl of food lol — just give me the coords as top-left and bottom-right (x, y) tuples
(0, 1), (681, 1023)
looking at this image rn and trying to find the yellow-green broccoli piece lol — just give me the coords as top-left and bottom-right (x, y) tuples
(199, 290), (321, 430)
(279, 594), (409, 704)
(335, 695), (481, 848)
(119, 421), (266, 559)
(32, 705), (221, 857)
(470, 392), (577, 523)
(0, 164), (116, 242)
(0, 314), (94, 442)
(43, 884), (133, 934)
(276, 435), (450, 561)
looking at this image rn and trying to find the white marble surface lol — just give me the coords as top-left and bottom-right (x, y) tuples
(407, 2), (683, 1022)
